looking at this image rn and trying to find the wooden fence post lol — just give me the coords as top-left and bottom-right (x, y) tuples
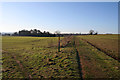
(58, 35), (60, 52)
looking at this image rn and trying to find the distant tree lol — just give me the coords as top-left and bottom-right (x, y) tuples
(33, 29), (37, 35)
(30, 29), (34, 33)
(46, 32), (50, 34)
(89, 30), (94, 35)
(94, 31), (98, 35)
(19, 30), (31, 36)
(13, 32), (18, 36)
(37, 30), (41, 33)
(16, 29), (56, 37)
(43, 31), (46, 34)
(33, 29), (37, 33)
(55, 30), (61, 52)
(4, 33), (10, 36)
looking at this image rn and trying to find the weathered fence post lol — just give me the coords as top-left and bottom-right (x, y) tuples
(55, 30), (61, 52)
(58, 34), (60, 52)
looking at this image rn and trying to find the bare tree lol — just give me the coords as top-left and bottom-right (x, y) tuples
(89, 30), (94, 35)
(55, 30), (61, 52)
(94, 31), (98, 35)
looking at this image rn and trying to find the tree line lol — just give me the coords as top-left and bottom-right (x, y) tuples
(12, 29), (56, 37)
(1, 29), (98, 36)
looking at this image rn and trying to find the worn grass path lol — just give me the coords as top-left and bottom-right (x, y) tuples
(80, 38), (120, 62)
(76, 36), (120, 78)
(73, 36), (83, 79)
(2, 50), (32, 79)
(12, 55), (32, 78)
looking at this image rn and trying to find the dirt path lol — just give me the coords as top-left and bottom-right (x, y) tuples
(12, 55), (32, 79)
(81, 38), (120, 62)
(73, 37), (83, 79)
(3, 50), (32, 78)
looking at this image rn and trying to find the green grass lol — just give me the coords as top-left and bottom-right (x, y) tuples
(78, 34), (119, 59)
(2, 36), (80, 78)
(75, 36), (120, 78)
(2, 35), (120, 78)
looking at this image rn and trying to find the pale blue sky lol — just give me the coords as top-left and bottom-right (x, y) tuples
(0, 2), (118, 34)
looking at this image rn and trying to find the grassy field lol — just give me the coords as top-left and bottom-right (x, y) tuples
(78, 34), (119, 60)
(75, 36), (119, 78)
(2, 36), (80, 78)
(2, 35), (120, 79)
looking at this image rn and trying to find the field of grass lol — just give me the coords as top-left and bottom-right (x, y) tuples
(75, 36), (119, 78)
(78, 34), (119, 60)
(2, 36), (80, 78)
(2, 35), (120, 79)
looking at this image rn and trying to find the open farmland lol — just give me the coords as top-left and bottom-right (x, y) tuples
(2, 36), (80, 78)
(78, 34), (119, 61)
(75, 36), (119, 78)
(2, 35), (120, 79)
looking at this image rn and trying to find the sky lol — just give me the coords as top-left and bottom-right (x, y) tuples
(0, 2), (118, 34)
